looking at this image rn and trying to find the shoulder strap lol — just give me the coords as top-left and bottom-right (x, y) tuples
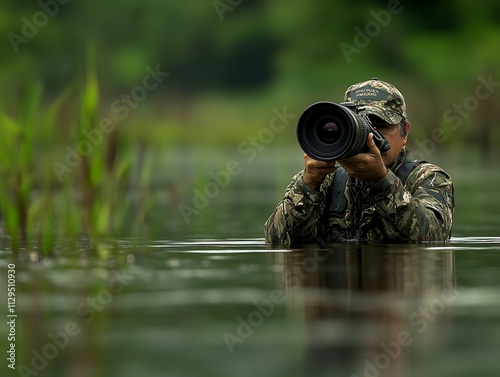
(395, 159), (424, 185)
(326, 167), (349, 217)
(326, 158), (423, 217)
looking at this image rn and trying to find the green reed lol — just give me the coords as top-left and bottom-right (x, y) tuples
(0, 84), (40, 251)
(0, 59), (153, 255)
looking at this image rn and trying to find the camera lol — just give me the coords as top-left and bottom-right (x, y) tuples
(296, 101), (391, 161)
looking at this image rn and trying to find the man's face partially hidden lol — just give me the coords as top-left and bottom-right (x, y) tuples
(368, 114), (410, 166)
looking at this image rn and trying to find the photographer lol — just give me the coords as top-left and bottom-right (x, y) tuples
(264, 78), (454, 244)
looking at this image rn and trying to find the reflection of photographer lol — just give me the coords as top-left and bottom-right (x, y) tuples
(276, 245), (457, 377)
(265, 78), (455, 244)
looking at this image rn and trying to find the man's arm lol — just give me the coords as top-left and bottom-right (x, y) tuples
(367, 164), (454, 241)
(265, 154), (336, 245)
(264, 171), (330, 245)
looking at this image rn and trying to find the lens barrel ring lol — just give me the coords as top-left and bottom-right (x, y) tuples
(296, 102), (377, 161)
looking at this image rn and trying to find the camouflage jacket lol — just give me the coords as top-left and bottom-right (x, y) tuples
(264, 147), (455, 245)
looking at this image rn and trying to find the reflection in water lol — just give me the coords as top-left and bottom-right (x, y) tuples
(14, 238), (500, 377)
(274, 244), (457, 377)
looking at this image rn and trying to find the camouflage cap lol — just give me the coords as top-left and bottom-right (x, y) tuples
(343, 77), (406, 124)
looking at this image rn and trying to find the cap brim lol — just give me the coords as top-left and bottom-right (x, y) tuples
(357, 105), (403, 125)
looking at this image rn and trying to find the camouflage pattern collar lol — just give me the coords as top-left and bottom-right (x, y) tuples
(387, 145), (409, 173)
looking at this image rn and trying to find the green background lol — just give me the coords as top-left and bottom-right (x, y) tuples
(1, 0), (499, 241)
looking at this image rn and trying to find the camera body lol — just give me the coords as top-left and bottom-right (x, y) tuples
(296, 101), (391, 161)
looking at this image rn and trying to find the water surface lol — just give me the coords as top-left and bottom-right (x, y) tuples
(2, 236), (500, 377)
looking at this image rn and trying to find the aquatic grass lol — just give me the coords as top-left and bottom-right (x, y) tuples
(0, 58), (153, 255)
(0, 83), (42, 250)
(0, 82), (69, 253)
(0, 113), (21, 247)
(74, 57), (135, 250)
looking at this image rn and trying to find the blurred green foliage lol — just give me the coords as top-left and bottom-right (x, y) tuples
(1, 0), (500, 156)
(0, 56), (153, 252)
(1, 0), (500, 244)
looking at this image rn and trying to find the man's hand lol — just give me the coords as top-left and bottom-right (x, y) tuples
(337, 133), (388, 184)
(303, 155), (336, 190)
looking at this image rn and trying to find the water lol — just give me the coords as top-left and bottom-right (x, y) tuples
(1, 151), (500, 377)
(2, 237), (500, 377)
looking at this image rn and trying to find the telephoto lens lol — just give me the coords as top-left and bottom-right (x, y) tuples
(296, 101), (390, 161)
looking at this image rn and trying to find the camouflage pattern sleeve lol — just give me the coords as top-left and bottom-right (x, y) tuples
(264, 170), (330, 245)
(366, 163), (454, 241)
